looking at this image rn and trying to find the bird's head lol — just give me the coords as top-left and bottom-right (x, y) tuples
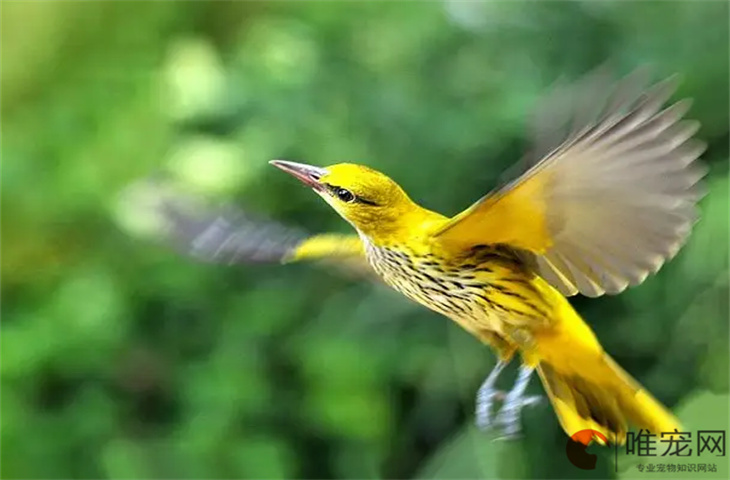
(270, 160), (421, 241)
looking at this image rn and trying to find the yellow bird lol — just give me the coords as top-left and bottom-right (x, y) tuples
(144, 67), (706, 445)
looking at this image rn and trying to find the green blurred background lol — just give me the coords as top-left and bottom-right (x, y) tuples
(2, 1), (729, 479)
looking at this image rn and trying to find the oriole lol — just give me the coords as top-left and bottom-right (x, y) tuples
(139, 67), (706, 445)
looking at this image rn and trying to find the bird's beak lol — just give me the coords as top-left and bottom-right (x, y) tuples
(269, 160), (328, 191)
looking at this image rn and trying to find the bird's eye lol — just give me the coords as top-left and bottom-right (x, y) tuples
(335, 188), (355, 203)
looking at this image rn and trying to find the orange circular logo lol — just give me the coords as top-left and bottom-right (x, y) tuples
(566, 429), (608, 470)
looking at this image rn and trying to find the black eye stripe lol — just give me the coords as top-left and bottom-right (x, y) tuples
(357, 197), (378, 206)
(324, 184), (379, 206)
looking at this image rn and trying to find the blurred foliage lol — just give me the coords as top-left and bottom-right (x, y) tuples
(1, 1), (729, 479)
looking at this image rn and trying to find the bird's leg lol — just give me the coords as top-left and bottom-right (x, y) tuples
(493, 365), (542, 439)
(475, 360), (508, 431)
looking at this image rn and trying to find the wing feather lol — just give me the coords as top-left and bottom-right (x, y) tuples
(434, 67), (707, 297)
(120, 178), (373, 278)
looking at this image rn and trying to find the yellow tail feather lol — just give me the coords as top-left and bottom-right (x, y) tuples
(528, 294), (683, 446)
(536, 349), (682, 445)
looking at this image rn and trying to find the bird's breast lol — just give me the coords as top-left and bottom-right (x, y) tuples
(363, 242), (498, 330)
(363, 241), (554, 336)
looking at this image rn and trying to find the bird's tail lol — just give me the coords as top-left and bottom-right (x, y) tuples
(532, 302), (682, 445)
(535, 348), (682, 446)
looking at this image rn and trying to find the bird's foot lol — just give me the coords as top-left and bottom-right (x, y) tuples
(475, 386), (506, 431)
(475, 365), (541, 439)
(475, 360), (507, 431)
(492, 391), (542, 440)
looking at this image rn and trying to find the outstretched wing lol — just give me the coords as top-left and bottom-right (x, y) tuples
(434, 66), (707, 297)
(119, 178), (372, 278)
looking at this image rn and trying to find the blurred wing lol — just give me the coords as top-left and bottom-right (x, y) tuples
(434, 66), (707, 297)
(120, 179), (374, 279)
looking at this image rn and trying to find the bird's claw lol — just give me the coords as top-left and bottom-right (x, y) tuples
(476, 388), (542, 437)
(475, 364), (542, 439)
(475, 388), (505, 431)
(493, 393), (542, 438)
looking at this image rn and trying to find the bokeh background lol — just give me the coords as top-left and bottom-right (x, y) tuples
(2, 1), (729, 479)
